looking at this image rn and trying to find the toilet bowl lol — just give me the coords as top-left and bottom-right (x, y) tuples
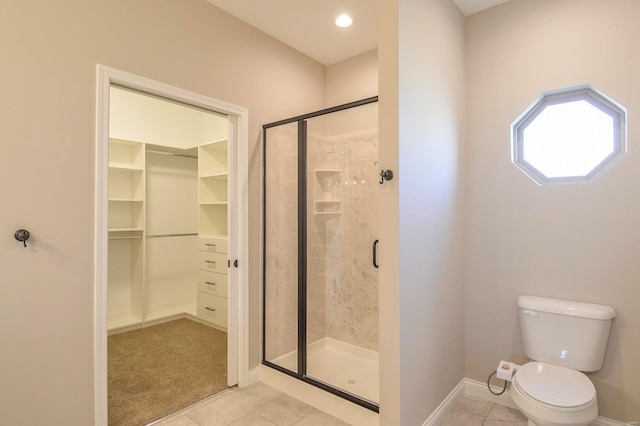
(513, 296), (616, 426)
(511, 362), (597, 426)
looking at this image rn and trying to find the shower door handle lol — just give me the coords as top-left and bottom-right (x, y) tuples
(373, 239), (379, 268)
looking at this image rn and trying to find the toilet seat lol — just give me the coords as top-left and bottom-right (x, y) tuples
(514, 362), (595, 407)
(511, 378), (598, 426)
(511, 363), (598, 426)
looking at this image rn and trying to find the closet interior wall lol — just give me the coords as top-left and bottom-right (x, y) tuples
(145, 151), (198, 319)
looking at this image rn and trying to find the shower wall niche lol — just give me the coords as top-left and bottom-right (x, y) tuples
(313, 170), (341, 214)
(263, 98), (379, 410)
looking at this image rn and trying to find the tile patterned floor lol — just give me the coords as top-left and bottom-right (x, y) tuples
(154, 382), (349, 426)
(154, 382), (524, 426)
(443, 395), (527, 426)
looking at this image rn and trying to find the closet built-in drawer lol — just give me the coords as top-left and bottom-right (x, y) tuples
(197, 251), (228, 274)
(197, 270), (228, 297)
(197, 237), (228, 253)
(197, 292), (227, 328)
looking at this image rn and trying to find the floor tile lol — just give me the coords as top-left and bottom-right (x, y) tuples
(292, 409), (350, 426)
(153, 382), (534, 426)
(187, 385), (281, 426)
(254, 394), (315, 426)
(456, 395), (494, 417)
(156, 389), (238, 425)
(157, 416), (200, 426)
(485, 403), (527, 422)
(237, 382), (283, 402)
(229, 412), (278, 426)
(442, 407), (485, 426)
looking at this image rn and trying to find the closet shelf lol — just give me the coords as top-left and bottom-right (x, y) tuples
(109, 227), (144, 233)
(200, 172), (228, 180)
(109, 166), (144, 172)
(197, 140), (229, 328)
(202, 138), (228, 147)
(108, 138), (145, 170)
(199, 233), (228, 239)
(200, 201), (228, 206)
(109, 198), (144, 202)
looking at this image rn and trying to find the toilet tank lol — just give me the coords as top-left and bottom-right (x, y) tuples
(518, 295), (616, 372)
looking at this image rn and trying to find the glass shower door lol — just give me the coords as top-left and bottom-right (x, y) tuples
(263, 121), (299, 373)
(305, 102), (379, 404)
(262, 98), (379, 411)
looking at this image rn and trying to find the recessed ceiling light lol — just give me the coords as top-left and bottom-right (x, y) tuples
(335, 14), (353, 28)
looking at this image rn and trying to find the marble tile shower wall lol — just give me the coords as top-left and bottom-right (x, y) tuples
(307, 129), (379, 352)
(264, 124), (379, 363)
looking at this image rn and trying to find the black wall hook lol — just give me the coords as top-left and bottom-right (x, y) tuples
(379, 169), (394, 184)
(14, 229), (30, 248)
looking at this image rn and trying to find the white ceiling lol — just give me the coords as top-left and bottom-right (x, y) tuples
(453, 0), (511, 17)
(206, 0), (510, 66)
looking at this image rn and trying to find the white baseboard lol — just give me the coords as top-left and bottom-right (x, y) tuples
(420, 378), (630, 426)
(246, 366), (261, 387)
(463, 378), (518, 409)
(592, 417), (635, 426)
(421, 378), (466, 426)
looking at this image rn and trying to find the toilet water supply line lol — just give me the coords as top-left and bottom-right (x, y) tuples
(487, 361), (521, 396)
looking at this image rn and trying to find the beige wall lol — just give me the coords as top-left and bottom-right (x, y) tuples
(379, 0), (466, 424)
(326, 49), (379, 106)
(465, 0), (640, 421)
(0, 1), (325, 424)
(11, 0), (639, 423)
(378, 0), (402, 420)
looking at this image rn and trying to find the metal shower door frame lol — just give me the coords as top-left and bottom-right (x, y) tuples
(261, 96), (379, 413)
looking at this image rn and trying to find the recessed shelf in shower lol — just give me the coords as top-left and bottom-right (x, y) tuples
(314, 169), (341, 215)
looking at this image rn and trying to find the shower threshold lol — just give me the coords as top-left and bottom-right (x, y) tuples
(271, 337), (379, 405)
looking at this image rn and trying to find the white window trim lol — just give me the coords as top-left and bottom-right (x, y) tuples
(511, 85), (627, 185)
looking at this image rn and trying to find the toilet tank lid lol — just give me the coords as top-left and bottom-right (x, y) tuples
(518, 295), (616, 320)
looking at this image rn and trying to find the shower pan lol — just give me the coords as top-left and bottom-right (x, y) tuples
(262, 97), (379, 412)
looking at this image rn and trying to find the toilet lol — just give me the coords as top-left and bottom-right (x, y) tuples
(512, 295), (616, 426)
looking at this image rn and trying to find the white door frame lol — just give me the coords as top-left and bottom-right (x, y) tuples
(94, 65), (249, 426)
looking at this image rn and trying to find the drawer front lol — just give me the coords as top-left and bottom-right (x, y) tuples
(197, 251), (228, 274)
(197, 292), (227, 328)
(197, 270), (228, 297)
(198, 237), (228, 253)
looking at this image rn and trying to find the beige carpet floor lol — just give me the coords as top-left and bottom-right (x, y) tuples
(108, 318), (228, 426)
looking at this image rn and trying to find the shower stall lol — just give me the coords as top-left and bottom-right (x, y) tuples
(262, 97), (379, 411)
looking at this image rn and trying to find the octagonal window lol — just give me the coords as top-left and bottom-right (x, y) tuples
(512, 85), (626, 184)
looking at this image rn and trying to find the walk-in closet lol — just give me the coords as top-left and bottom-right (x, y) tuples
(106, 86), (235, 425)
